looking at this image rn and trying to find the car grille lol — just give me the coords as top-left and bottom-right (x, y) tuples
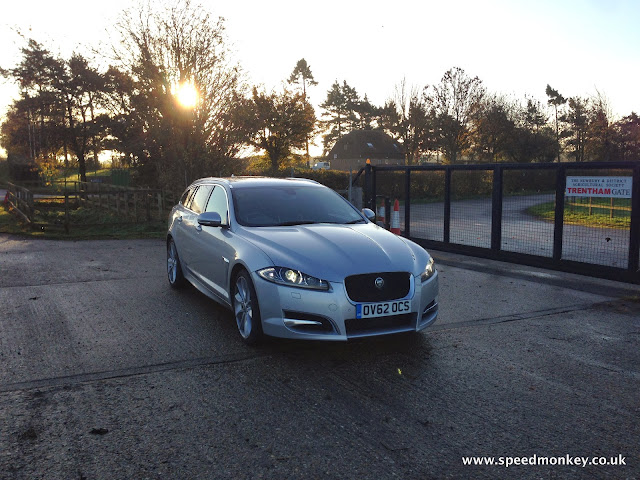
(344, 272), (411, 302)
(345, 313), (416, 337)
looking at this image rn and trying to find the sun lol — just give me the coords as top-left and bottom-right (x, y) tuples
(174, 82), (199, 108)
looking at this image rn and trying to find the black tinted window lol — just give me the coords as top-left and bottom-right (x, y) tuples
(231, 184), (362, 227)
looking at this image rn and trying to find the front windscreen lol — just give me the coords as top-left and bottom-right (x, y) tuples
(232, 184), (364, 227)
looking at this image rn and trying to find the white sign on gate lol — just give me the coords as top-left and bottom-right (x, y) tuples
(566, 176), (632, 198)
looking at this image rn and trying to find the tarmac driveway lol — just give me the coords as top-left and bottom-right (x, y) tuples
(0, 235), (638, 479)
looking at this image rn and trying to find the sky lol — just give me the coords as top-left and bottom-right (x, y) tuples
(1, 0), (639, 157)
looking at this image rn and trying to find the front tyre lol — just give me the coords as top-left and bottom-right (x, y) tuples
(233, 270), (263, 345)
(167, 238), (186, 289)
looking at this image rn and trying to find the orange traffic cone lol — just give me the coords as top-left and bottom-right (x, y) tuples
(390, 199), (401, 235)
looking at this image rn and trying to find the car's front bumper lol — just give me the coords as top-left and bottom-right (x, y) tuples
(253, 270), (439, 341)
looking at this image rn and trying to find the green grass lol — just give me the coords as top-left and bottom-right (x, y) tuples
(0, 204), (29, 235)
(527, 200), (631, 229)
(57, 168), (113, 183)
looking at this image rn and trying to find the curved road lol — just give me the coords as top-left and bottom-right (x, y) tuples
(403, 194), (631, 269)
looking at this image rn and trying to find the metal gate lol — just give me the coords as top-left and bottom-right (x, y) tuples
(362, 161), (640, 284)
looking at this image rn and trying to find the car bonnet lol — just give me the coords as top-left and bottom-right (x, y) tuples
(238, 222), (417, 282)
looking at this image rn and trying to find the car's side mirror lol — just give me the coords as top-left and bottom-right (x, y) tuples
(197, 211), (222, 227)
(361, 208), (376, 222)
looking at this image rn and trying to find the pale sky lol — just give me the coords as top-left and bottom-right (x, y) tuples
(1, 0), (639, 156)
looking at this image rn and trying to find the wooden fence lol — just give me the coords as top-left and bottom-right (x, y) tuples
(6, 182), (176, 233)
(6, 183), (35, 223)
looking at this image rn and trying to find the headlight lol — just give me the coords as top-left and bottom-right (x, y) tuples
(258, 267), (330, 291)
(420, 257), (436, 282)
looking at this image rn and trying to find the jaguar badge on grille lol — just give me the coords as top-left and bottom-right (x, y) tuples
(374, 277), (384, 289)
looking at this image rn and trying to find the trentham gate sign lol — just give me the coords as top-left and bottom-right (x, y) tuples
(566, 176), (632, 199)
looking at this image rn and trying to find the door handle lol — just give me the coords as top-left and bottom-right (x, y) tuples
(177, 216), (183, 223)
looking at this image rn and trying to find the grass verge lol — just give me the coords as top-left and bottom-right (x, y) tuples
(527, 201), (631, 229)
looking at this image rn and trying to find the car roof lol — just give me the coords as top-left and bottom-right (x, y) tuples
(191, 176), (322, 189)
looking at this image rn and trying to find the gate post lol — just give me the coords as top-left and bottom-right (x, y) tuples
(553, 165), (566, 262)
(491, 166), (503, 251)
(444, 167), (451, 243)
(64, 192), (70, 234)
(628, 165), (640, 273)
(364, 162), (375, 210)
(404, 168), (411, 237)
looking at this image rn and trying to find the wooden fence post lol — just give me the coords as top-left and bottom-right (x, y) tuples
(146, 190), (151, 221)
(64, 192), (70, 233)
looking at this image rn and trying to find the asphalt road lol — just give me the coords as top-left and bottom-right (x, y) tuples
(0, 235), (639, 479)
(405, 195), (631, 268)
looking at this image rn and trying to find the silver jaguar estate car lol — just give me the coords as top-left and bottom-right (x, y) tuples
(167, 177), (438, 344)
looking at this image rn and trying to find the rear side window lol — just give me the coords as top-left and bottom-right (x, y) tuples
(180, 188), (194, 207)
(190, 185), (213, 214)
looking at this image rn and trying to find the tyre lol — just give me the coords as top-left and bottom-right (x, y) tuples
(232, 270), (263, 345)
(167, 238), (186, 288)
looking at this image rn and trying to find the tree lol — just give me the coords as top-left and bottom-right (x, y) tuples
(247, 88), (316, 171)
(320, 80), (362, 154)
(425, 67), (485, 163)
(0, 104), (32, 159)
(545, 85), (566, 162)
(354, 95), (378, 131)
(513, 98), (556, 163)
(58, 54), (110, 181)
(586, 90), (614, 161)
(565, 97), (589, 162)
(523, 97), (548, 133)
(611, 112), (640, 162)
(287, 58), (318, 160)
(114, 0), (250, 189)
(1, 40), (111, 182)
(287, 58), (318, 102)
(381, 79), (433, 165)
(1, 39), (66, 163)
(470, 95), (515, 162)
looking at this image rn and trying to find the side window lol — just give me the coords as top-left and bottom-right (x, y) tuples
(180, 187), (194, 208)
(205, 186), (229, 225)
(190, 185), (213, 214)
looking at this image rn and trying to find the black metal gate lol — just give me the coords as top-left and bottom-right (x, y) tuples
(363, 161), (640, 284)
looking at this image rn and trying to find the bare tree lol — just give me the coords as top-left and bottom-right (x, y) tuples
(425, 67), (485, 163)
(114, 0), (249, 188)
(382, 79), (433, 165)
(587, 89), (614, 161)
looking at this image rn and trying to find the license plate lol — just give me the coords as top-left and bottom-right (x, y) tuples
(356, 300), (411, 319)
